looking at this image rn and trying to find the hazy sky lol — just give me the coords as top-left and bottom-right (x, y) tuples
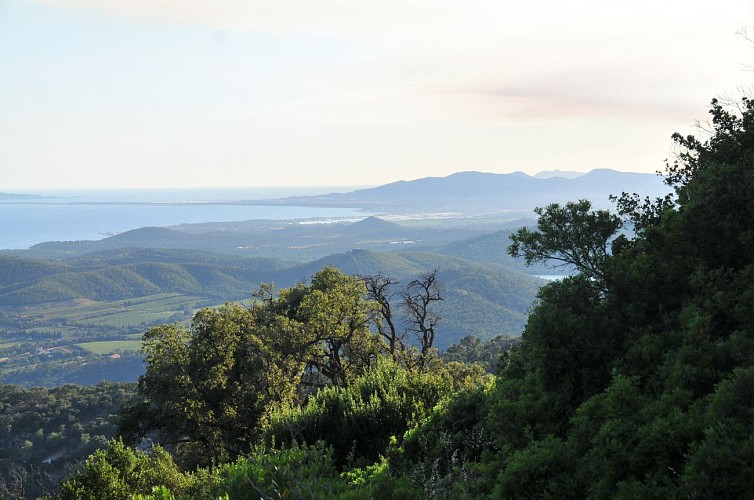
(2, 0), (752, 189)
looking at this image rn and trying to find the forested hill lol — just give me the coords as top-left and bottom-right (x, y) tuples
(0, 252), (289, 306)
(284, 249), (541, 345)
(249, 169), (670, 211)
(0, 249), (542, 346)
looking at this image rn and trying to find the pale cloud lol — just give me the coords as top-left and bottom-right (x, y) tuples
(5, 0), (753, 188)
(25, 0), (754, 121)
(27, 0), (474, 36)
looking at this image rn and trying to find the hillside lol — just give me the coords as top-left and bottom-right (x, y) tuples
(272, 249), (541, 347)
(0, 248), (542, 351)
(0, 256), (69, 284)
(0, 251), (289, 306)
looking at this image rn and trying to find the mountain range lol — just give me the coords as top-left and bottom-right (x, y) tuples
(243, 169), (669, 212)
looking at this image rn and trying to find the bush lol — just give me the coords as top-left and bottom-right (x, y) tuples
(264, 358), (486, 466)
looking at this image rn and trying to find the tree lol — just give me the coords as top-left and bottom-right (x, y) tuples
(361, 269), (445, 371)
(489, 96), (754, 497)
(297, 266), (379, 389)
(362, 273), (404, 357)
(120, 303), (304, 465)
(507, 200), (622, 289)
(265, 357), (490, 467)
(402, 269), (443, 368)
(442, 334), (519, 373)
(119, 266), (382, 464)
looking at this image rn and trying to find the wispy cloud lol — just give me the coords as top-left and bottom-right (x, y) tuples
(28, 1), (752, 109)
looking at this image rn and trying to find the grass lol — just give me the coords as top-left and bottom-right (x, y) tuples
(77, 310), (183, 328)
(75, 340), (143, 354)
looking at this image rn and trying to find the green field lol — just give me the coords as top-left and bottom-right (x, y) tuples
(5, 293), (207, 332)
(75, 340), (143, 354)
(0, 338), (24, 349)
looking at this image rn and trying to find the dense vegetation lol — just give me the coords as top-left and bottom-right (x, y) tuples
(9, 96), (754, 498)
(0, 383), (136, 499)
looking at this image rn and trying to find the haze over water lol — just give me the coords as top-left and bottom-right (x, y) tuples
(0, 188), (366, 250)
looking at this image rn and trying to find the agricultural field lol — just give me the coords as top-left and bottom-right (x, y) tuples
(75, 340), (143, 354)
(0, 293), (212, 385)
(17, 293), (205, 328)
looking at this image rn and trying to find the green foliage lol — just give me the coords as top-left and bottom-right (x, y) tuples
(187, 442), (344, 500)
(493, 435), (578, 499)
(57, 439), (186, 500)
(0, 252), (281, 306)
(398, 380), (497, 497)
(442, 334), (519, 373)
(120, 267), (391, 467)
(297, 266), (379, 387)
(502, 98), (754, 496)
(265, 358), (488, 467)
(675, 367), (754, 498)
(523, 275), (623, 409)
(0, 256), (68, 285)
(338, 456), (414, 499)
(46, 97), (754, 498)
(0, 382), (136, 498)
(508, 199), (622, 285)
(0, 249), (541, 375)
(131, 485), (178, 500)
(120, 302), (304, 466)
(63, 440), (414, 500)
(1, 351), (146, 387)
(383, 97), (754, 498)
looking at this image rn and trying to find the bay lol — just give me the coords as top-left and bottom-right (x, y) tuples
(0, 188), (367, 250)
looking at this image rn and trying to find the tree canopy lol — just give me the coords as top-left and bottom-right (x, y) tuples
(508, 199), (622, 287)
(118, 266), (448, 467)
(444, 96), (754, 497)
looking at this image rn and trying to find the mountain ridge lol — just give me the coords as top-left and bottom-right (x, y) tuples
(0, 248), (541, 346)
(251, 169), (668, 212)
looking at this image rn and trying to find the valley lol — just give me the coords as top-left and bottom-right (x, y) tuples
(0, 169), (668, 386)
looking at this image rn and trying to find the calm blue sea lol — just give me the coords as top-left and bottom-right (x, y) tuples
(0, 187), (368, 250)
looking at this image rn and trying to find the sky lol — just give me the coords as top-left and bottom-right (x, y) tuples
(1, 0), (753, 189)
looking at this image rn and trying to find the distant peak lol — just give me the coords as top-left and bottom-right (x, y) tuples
(352, 216), (398, 226)
(446, 170), (532, 179)
(446, 171), (489, 178)
(582, 168), (647, 178)
(349, 217), (403, 232)
(508, 171), (532, 179)
(534, 169), (586, 179)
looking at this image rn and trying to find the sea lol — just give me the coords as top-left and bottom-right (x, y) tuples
(0, 187), (369, 250)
